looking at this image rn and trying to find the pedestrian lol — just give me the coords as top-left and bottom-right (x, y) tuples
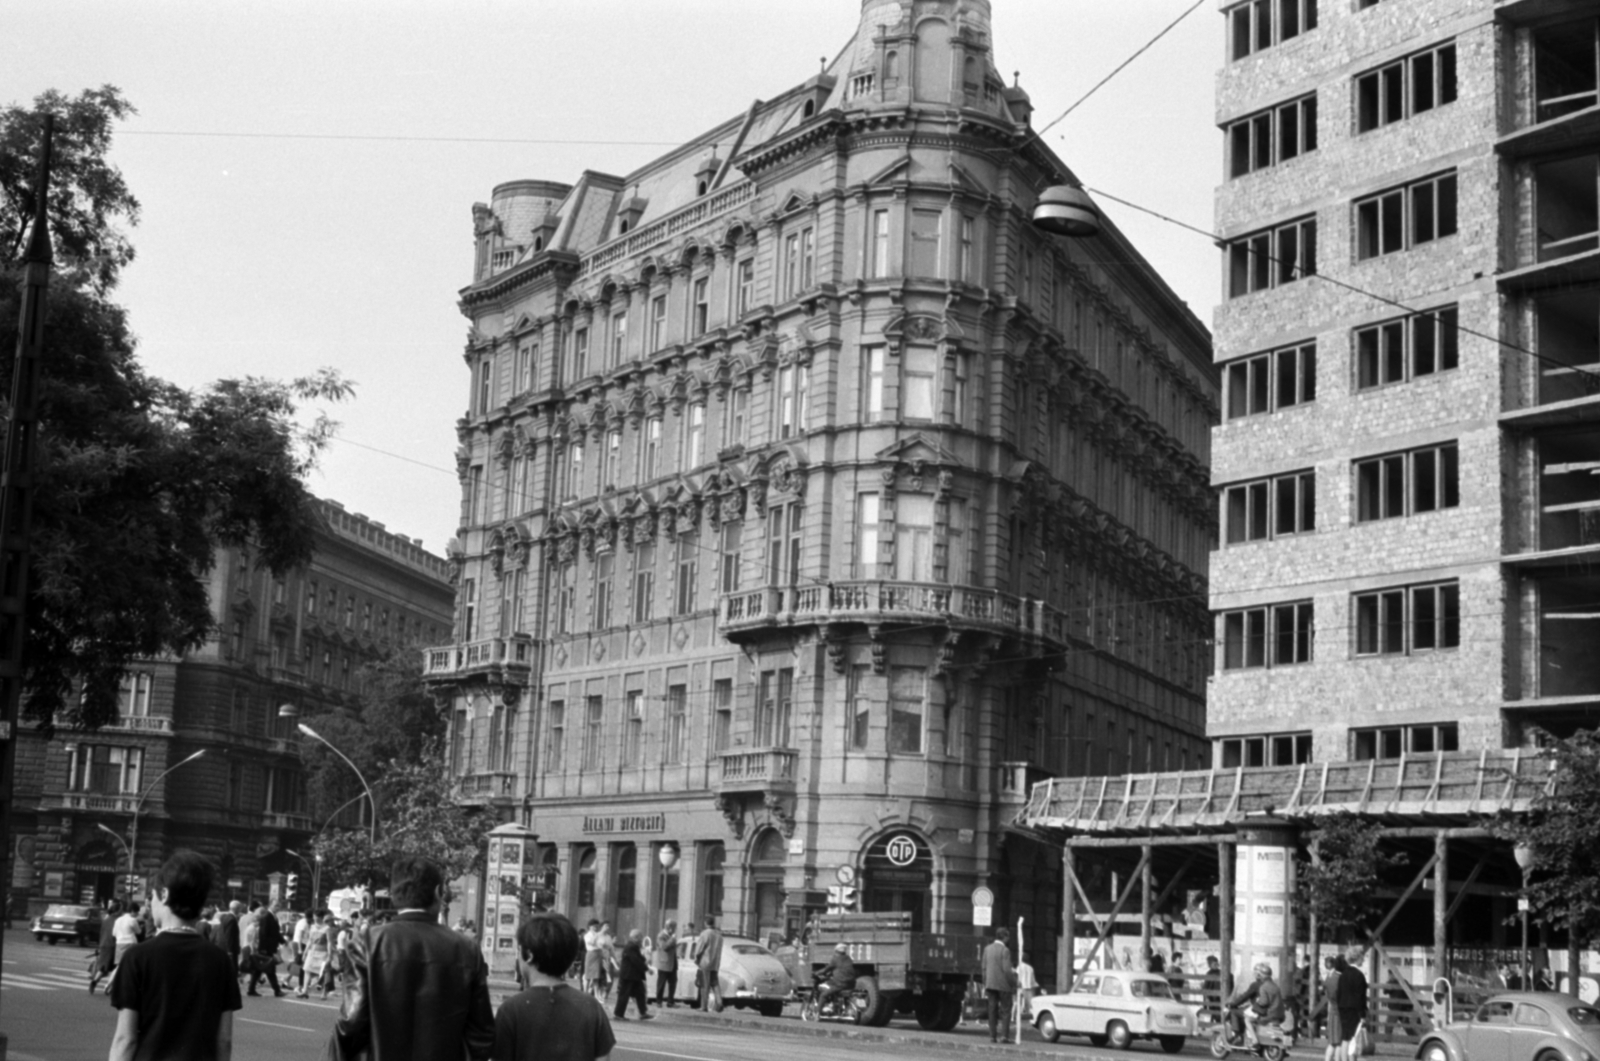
(89, 900), (120, 994)
(1168, 952), (1188, 1000)
(982, 927), (1017, 1044)
(291, 909), (312, 996)
(1017, 953), (1038, 1022)
(106, 850), (241, 1061)
(613, 929), (654, 1021)
(247, 900), (286, 998)
(653, 920), (679, 1008)
(301, 911), (335, 1000)
(692, 915), (724, 1013)
(333, 857), (493, 1061)
(582, 920), (606, 999)
(491, 913), (615, 1061)
(1311, 954), (1343, 1061)
(112, 902), (144, 968)
(1334, 947), (1369, 1060)
(597, 921), (618, 1001)
(1205, 955), (1224, 1021)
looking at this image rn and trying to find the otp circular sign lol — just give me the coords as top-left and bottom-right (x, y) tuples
(885, 834), (919, 867)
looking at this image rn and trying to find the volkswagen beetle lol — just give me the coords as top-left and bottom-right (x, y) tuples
(1417, 993), (1600, 1061)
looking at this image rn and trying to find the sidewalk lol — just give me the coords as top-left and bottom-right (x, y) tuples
(484, 977), (1421, 1060)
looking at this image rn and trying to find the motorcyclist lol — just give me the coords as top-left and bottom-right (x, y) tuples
(816, 943), (856, 1009)
(1227, 962), (1285, 1047)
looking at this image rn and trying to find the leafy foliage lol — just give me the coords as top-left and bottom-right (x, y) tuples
(1499, 729), (1600, 949)
(1299, 813), (1402, 942)
(0, 87), (352, 729)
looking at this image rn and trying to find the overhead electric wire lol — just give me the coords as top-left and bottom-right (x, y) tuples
(122, 130), (682, 147)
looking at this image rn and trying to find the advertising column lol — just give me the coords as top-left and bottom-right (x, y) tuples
(1233, 819), (1297, 982)
(484, 822), (538, 977)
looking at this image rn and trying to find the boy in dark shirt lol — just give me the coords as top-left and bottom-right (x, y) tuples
(493, 913), (616, 1061)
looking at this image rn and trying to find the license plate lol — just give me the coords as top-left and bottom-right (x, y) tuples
(1163, 1015), (1186, 1025)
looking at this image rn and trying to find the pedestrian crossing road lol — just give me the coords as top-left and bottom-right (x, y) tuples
(0, 961), (98, 992)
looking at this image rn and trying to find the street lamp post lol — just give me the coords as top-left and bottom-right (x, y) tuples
(121, 749), (206, 899)
(657, 843), (679, 935)
(95, 824), (129, 901)
(292, 720), (376, 845)
(1514, 842), (1535, 987)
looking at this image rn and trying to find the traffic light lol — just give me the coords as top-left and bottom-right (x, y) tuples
(287, 872), (299, 896)
(826, 885), (856, 914)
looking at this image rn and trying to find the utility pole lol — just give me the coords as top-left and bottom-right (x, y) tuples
(0, 114), (55, 1061)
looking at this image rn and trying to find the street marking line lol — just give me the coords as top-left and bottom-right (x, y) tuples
(612, 1044), (750, 1061)
(0, 981), (53, 990)
(283, 997), (341, 1009)
(239, 1017), (317, 1032)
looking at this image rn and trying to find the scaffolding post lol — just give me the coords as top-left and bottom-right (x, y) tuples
(1218, 840), (1233, 999)
(1141, 843), (1153, 970)
(1433, 831), (1448, 986)
(1060, 844), (1076, 993)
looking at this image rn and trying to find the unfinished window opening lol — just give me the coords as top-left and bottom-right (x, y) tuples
(1356, 173), (1457, 260)
(1225, 341), (1316, 417)
(1355, 41), (1456, 132)
(1532, 286), (1600, 406)
(1536, 426), (1600, 550)
(1535, 155), (1599, 264)
(1538, 573), (1600, 696)
(1227, 94), (1318, 178)
(1355, 305), (1460, 390)
(1355, 442), (1459, 522)
(1227, 216), (1316, 297)
(1533, 19), (1599, 124)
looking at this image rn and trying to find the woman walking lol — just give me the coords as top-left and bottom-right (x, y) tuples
(302, 912), (335, 999)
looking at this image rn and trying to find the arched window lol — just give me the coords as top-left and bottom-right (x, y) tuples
(697, 180), (708, 196)
(862, 832), (933, 931)
(614, 844), (637, 909)
(619, 219), (630, 235)
(803, 99), (815, 118)
(576, 846), (597, 907)
(533, 235), (544, 251)
(886, 50), (901, 84)
(700, 842), (725, 920)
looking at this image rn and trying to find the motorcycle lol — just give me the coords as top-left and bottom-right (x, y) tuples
(798, 983), (869, 1023)
(1210, 1005), (1290, 1061)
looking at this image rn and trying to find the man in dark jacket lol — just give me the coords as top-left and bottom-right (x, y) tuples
(982, 928), (1016, 1044)
(1334, 949), (1369, 1055)
(613, 929), (654, 1021)
(335, 857), (494, 1061)
(248, 900), (286, 997)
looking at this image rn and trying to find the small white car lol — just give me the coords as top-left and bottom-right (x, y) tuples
(1033, 969), (1196, 1052)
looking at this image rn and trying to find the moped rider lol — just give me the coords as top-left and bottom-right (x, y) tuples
(1227, 962), (1285, 1047)
(815, 943), (856, 1010)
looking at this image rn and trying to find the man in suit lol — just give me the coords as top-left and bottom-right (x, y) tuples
(247, 900), (286, 997)
(336, 857), (494, 1061)
(983, 927), (1016, 1044)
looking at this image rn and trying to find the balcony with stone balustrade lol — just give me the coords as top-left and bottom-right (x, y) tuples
(714, 747), (798, 796)
(421, 635), (536, 687)
(718, 580), (1070, 648)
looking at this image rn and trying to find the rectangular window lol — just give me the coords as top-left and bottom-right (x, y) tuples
(518, 342), (536, 393)
(848, 664), (871, 750)
(778, 363), (809, 439)
(728, 387), (748, 442)
(572, 328), (589, 381)
(1221, 601), (1313, 669)
(1356, 306), (1459, 389)
(1354, 581), (1460, 655)
(1228, 93), (1317, 177)
(603, 429), (621, 490)
(674, 533), (699, 615)
(864, 346), (886, 419)
(946, 352), (969, 424)
(567, 440), (584, 498)
(712, 678), (733, 752)
(1356, 41), (1457, 132)
(736, 258), (754, 318)
(550, 704), (569, 771)
(666, 684), (687, 765)
(692, 277), (709, 337)
(857, 493), (881, 577)
(643, 417), (662, 480)
(70, 745), (143, 794)
(720, 521), (742, 592)
(1228, 216), (1316, 297)
(594, 552), (614, 630)
(684, 402), (705, 468)
(116, 673), (153, 717)
(555, 562), (575, 635)
(1229, 0), (1318, 62)
(1352, 722), (1459, 760)
(1356, 173), (1457, 260)
(871, 209), (891, 277)
(801, 227), (815, 289)
(902, 346), (937, 420)
(1224, 341), (1316, 418)
(611, 311), (627, 366)
(623, 690), (643, 767)
(1223, 471), (1315, 543)
(910, 208), (942, 277)
(650, 295), (667, 351)
(768, 503), (803, 588)
(959, 215), (976, 283)
(784, 233), (801, 298)
(632, 544), (655, 623)
(1355, 442), (1459, 521)
(583, 695), (604, 770)
(888, 665), (925, 754)
(477, 358), (492, 415)
(1219, 731), (1312, 768)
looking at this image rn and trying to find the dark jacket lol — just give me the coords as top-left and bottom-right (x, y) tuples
(215, 912), (240, 959)
(257, 910), (283, 954)
(1232, 977), (1286, 1023)
(1334, 961), (1368, 1017)
(827, 952), (857, 989)
(336, 911), (494, 1061)
(618, 940), (649, 982)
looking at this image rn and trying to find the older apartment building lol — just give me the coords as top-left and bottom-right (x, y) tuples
(1210, 0), (1600, 764)
(429, 0), (1217, 978)
(10, 501), (452, 913)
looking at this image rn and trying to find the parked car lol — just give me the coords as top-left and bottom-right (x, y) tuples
(31, 904), (104, 946)
(1032, 969), (1197, 1052)
(664, 934), (793, 1016)
(1417, 993), (1600, 1061)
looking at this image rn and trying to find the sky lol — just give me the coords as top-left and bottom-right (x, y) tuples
(3, 0), (1220, 555)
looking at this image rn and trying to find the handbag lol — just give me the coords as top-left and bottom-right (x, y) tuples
(1352, 1019), (1372, 1057)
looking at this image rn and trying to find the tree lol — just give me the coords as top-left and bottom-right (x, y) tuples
(0, 86), (352, 729)
(1499, 728), (1600, 950)
(1299, 813), (1402, 943)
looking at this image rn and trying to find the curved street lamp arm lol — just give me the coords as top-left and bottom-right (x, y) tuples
(298, 726), (376, 845)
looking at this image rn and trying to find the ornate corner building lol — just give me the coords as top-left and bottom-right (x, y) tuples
(430, 0), (1217, 975)
(9, 500), (453, 915)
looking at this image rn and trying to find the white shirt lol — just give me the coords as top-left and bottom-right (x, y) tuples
(292, 916), (310, 947)
(112, 912), (140, 946)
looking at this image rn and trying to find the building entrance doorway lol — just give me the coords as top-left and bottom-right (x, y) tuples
(861, 831), (932, 931)
(748, 829), (785, 943)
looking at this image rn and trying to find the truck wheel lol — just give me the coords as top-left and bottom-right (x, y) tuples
(853, 976), (881, 1026)
(756, 999), (783, 1018)
(915, 995), (944, 1030)
(1159, 1036), (1186, 1054)
(935, 994), (963, 1032)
